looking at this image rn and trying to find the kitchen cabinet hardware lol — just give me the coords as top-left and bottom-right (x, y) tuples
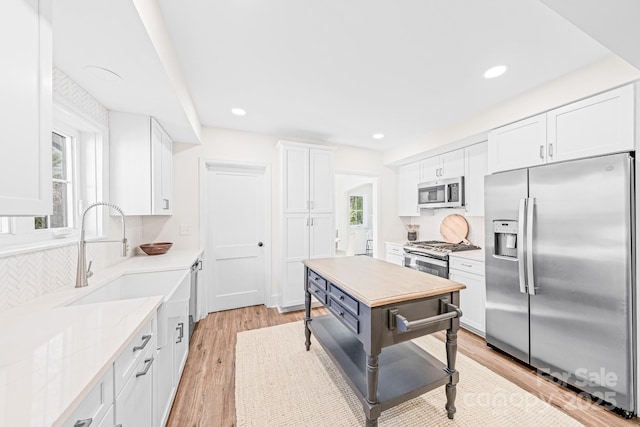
(389, 299), (462, 333)
(133, 335), (151, 352)
(176, 323), (184, 343)
(197, 260), (203, 270)
(539, 145), (544, 159)
(136, 357), (154, 377)
(163, 198), (170, 210)
(460, 263), (472, 268)
(548, 143), (553, 158)
(258, 242), (263, 247)
(74, 418), (92, 427)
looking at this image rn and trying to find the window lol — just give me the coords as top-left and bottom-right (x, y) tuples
(35, 132), (75, 230)
(349, 195), (365, 227)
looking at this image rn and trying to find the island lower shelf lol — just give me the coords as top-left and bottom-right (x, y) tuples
(309, 314), (451, 412)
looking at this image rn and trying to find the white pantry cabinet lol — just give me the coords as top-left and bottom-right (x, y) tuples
(0, 0), (52, 216)
(488, 84), (634, 174)
(110, 112), (173, 215)
(279, 142), (335, 310)
(419, 149), (465, 182)
(463, 141), (488, 217)
(448, 254), (485, 336)
(396, 162), (420, 217)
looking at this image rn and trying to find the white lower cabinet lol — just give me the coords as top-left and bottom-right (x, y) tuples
(115, 317), (157, 427)
(448, 255), (485, 336)
(62, 366), (114, 427)
(385, 242), (404, 266)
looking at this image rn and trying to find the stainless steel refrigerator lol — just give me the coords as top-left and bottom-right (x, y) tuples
(484, 152), (635, 416)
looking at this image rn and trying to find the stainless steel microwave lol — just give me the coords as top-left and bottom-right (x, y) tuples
(417, 176), (464, 209)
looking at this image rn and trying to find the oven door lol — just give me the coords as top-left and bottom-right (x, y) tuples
(404, 252), (448, 278)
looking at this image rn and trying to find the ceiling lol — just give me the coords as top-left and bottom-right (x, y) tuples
(53, 0), (615, 151)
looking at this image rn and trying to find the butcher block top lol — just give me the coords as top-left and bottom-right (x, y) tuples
(303, 256), (465, 307)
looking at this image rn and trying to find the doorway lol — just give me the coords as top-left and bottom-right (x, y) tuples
(201, 160), (271, 312)
(334, 173), (379, 258)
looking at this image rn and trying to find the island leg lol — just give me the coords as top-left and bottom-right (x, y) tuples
(445, 328), (459, 419)
(365, 353), (380, 426)
(304, 269), (312, 351)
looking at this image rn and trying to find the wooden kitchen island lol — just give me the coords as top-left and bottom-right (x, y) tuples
(303, 256), (466, 427)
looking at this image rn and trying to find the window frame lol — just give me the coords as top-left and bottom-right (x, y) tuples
(348, 194), (367, 228)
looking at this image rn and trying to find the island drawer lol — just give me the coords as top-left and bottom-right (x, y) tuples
(308, 270), (327, 290)
(309, 281), (327, 305)
(328, 296), (359, 334)
(329, 284), (359, 317)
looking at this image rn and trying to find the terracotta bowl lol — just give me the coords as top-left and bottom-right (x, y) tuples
(139, 242), (173, 256)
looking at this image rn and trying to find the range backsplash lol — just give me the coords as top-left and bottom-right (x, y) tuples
(402, 211), (484, 247)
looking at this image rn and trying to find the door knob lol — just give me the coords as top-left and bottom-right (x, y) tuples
(258, 242), (263, 247)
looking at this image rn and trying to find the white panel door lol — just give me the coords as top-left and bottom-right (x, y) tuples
(441, 149), (465, 179)
(282, 214), (309, 308)
(418, 156), (441, 182)
(548, 84), (634, 163)
(208, 168), (266, 312)
(397, 162), (420, 217)
(282, 146), (309, 213)
(309, 149), (334, 213)
(464, 141), (488, 217)
(0, 0), (52, 215)
(310, 214), (334, 258)
(488, 113), (547, 173)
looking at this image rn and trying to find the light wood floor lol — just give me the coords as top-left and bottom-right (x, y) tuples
(167, 305), (639, 427)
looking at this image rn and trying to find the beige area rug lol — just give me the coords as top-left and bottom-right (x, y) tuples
(235, 321), (584, 426)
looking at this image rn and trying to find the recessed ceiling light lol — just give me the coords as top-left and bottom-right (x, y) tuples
(84, 65), (121, 82)
(484, 65), (507, 79)
(372, 133), (385, 140)
(231, 108), (246, 116)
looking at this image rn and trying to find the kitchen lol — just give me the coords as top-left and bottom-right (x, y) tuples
(2, 0), (640, 426)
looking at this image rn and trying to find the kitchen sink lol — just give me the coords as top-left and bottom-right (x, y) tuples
(67, 269), (191, 349)
(67, 270), (189, 306)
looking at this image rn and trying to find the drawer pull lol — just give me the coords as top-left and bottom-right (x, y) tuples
(339, 311), (344, 317)
(74, 419), (93, 427)
(461, 263), (472, 268)
(136, 357), (154, 377)
(133, 335), (152, 352)
(339, 295), (344, 301)
(389, 298), (462, 333)
(176, 323), (184, 343)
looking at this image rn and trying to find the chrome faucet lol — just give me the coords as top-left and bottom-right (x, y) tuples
(75, 202), (128, 288)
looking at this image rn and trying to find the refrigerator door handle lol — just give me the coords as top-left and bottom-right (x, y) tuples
(526, 197), (536, 295)
(517, 198), (527, 294)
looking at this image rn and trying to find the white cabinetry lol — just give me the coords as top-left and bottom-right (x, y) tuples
(397, 162), (420, 217)
(448, 255), (485, 336)
(488, 85), (634, 174)
(464, 142), (488, 217)
(0, 0), (52, 216)
(156, 273), (190, 427)
(115, 316), (157, 427)
(385, 242), (404, 266)
(62, 366), (114, 427)
(110, 112), (173, 215)
(279, 142), (335, 310)
(419, 149), (465, 181)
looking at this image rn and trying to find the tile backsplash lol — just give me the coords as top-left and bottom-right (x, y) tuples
(0, 216), (143, 312)
(401, 210), (485, 247)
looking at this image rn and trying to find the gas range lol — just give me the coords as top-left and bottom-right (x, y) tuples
(403, 240), (481, 259)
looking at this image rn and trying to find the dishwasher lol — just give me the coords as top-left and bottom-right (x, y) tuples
(189, 258), (202, 339)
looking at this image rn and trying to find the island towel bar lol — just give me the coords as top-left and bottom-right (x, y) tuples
(390, 299), (462, 333)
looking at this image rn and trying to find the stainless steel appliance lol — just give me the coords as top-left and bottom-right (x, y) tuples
(418, 177), (464, 209)
(484, 152), (635, 416)
(404, 240), (480, 278)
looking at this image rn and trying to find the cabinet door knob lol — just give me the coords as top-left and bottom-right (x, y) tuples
(258, 242), (263, 247)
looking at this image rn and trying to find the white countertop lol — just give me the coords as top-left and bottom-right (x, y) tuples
(448, 249), (485, 262)
(0, 248), (202, 427)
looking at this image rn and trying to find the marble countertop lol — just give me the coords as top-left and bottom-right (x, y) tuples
(0, 248), (203, 427)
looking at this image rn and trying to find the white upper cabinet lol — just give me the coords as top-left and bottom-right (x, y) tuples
(397, 162), (420, 217)
(464, 141), (488, 217)
(110, 112), (173, 215)
(309, 149), (334, 213)
(488, 113), (547, 173)
(489, 85), (634, 174)
(547, 85), (634, 163)
(282, 145), (309, 213)
(0, 0), (52, 216)
(418, 149), (465, 182)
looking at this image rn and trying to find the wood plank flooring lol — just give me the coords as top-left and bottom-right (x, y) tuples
(167, 305), (639, 427)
